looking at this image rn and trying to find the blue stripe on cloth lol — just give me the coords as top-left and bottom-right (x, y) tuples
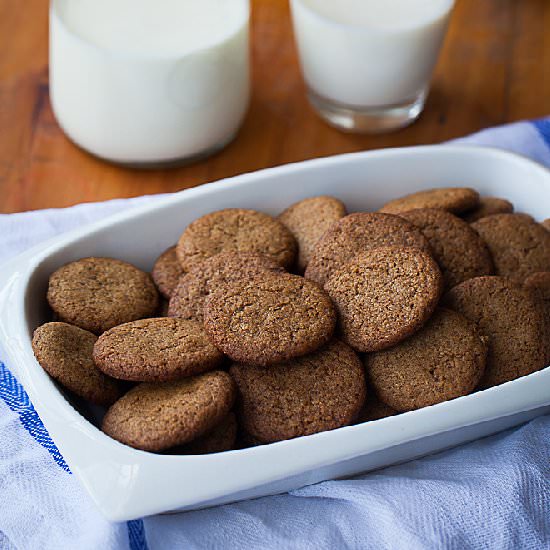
(0, 360), (70, 472)
(533, 119), (550, 148)
(127, 519), (149, 550)
(0, 360), (149, 548)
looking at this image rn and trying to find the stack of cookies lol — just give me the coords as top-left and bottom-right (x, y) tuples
(32, 188), (550, 454)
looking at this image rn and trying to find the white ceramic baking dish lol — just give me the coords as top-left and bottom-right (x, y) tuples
(1, 145), (549, 522)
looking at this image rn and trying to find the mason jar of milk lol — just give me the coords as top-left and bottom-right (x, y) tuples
(50, 0), (250, 166)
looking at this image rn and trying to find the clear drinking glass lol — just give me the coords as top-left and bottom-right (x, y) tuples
(290, 0), (454, 133)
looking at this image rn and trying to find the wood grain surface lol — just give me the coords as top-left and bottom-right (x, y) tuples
(1, 0), (549, 213)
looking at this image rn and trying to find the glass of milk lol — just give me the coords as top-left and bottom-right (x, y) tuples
(290, 0), (454, 133)
(49, 0), (250, 166)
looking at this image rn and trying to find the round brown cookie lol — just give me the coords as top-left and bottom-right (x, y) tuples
(182, 412), (237, 454)
(278, 196), (347, 272)
(93, 317), (224, 382)
(32, 322), (120, 406)
(471, 214), (550, 282)
(379, 188), (480, 215)
(168, 252), (284, 323)
(325, 246), (443, 352)
(400, 208), (494, 289)
(204, 272), (336, 366)
(304, 213), (431, 286)
(152, 246), (184, 299)
(444, 276), (547, 388)
(230, 340), (366, 443)
(542, 219), (550, 231)
(524, 272), (550, 364)
(356, 396), (397, 424)
(176, 209), (297, 272)
(47, 257), (159, 334)
(102, 371), (235, 452)
(462, 197), (514, 223)
(366, 308), (487, 412)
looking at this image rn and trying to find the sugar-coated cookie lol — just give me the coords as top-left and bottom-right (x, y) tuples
(305, 213), (430, 286)
(32, 322), (120, 406)
(471, 214), (550, 282)
(176, 209), (297, 271)
(168, 252), (283, 322)
(93, 317), (224, 382)
(204, 272), (336, 366)
(230, 340), (366, 443)
(102, 371), (235, 452)
(367, 309), (487, 411)
(444, 276), (547, 387)
(152, 246), (184, 299)
(325, 246), (443, 352)
(401, 208), (494, 289)
(379, 188), (479, 215)
(462, 197), (514, 223)
(47, 257), (159, 334)
(278, 196), (346, 272)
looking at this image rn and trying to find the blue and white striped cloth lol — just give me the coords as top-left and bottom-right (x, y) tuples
(1, 119), (549, 550)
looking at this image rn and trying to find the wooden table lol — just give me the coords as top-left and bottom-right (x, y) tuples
(1, 0), (549, 213)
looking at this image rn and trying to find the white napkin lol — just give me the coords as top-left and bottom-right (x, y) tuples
(1, 118), (549, 550)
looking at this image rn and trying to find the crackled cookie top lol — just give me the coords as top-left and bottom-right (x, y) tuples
(102, 371), (235, 452)
(230, 340), (366, 443)
(93, 317), (224, 382)
(47, 257), (158, 334)
(204, 272), (336, 366)
(325, 246), (443, 352)
(305, 213), (430, 286)
(471, 214), (550, 282)
(367, 308), (487, 412)
(176, 208), (297, 271)
(401, 208), (494, 289)
(32, 322), (120, 406)
(444, 276), (547, 388)
(278, 195), (346, 272)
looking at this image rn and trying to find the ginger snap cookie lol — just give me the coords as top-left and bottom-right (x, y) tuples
(462, 197), (514, 223)
(168, 252), (283, 323)
(356, 396), (397, 424)
(304, 213), (431, 286)
(204, 272), (336, 366)
(400, 208), (494, 289)
(93, 317), (224, 382)
(366, 308), (487, 412)
(379, 188), (480, 215)
(444, 276), (547, 388)
(524, 272), (550, 364)
(230, 340), (366, 443)
(471, 214), (550, 282)
(152, 246), (184, 299)
(32, 322), (120, 406)
(183, 412), (238, 454)
(278, 196), (347, 272)
(102, 371), (235, 452)
(176, 209), (297, 272)
(47, 257), (159, 334)
(325, 246), (443, 352)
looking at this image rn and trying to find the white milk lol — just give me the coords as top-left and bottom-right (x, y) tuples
(291, 0), (453, 108)
(50, 0), (250, 165)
